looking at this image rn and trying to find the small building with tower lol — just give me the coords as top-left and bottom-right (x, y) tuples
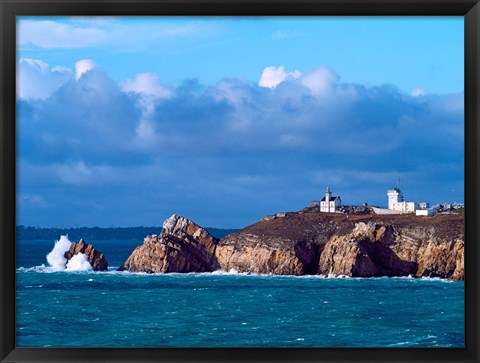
(319, 187), (342, 213)
(387, 187), (420, 212)
(386, 181), (432, 215)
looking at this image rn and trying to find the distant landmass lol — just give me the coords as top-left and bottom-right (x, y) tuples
(16, 225), (238, 241)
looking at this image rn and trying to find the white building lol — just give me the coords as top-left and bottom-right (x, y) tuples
(416, 208), (437, 216)
(320, 187), (342, 213)
(387, 186), (429, 213)
(387, 187), (404, 210)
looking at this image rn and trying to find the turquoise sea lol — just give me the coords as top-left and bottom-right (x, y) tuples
(16, 239), (464, 348)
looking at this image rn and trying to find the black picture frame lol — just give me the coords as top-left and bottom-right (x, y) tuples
(1, 0), (479, 362)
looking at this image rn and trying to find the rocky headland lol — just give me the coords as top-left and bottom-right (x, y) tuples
(118, 209), (464, 280)
(118, 215), (219, 273)
(65, 239), (109, 271)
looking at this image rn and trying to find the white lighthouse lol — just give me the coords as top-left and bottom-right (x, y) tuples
(325, 187), (331, 212)
(387, 187), (404, 210)
(386, 181), (425, 213)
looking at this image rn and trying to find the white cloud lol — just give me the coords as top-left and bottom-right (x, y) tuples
(16, 63), (465, 227)
(300, 65), (339, 96)
(120, 72), (173, 150)
(57, 161), (94, 185)
(17, 58), (72, 100)
(18, 194), (50, 208)
(435, 92), (464, 112)
(412, 87), (427, 97)
(131, 119), (163, 151)
(21, 58), (49, 72)
(75, 59), (97, 80)
(213, 78), (252, 106)
(120, 73), (172, 98)
(17, 18), (218, 50)
(18, 20), (106, 49)
(258, 66), (301, 89)
(259, 64), (339, 96)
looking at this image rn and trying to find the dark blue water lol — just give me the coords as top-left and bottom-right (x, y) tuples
(16, 240), (464, 347)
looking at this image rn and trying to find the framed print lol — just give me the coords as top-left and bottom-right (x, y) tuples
(1, 0), (479, 362)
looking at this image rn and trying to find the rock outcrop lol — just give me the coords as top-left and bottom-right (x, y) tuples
(218, 212), (464, 280)
(65, 239), (108, 271)
(119, 210), (464, 280)
(118, 214), (219, 273)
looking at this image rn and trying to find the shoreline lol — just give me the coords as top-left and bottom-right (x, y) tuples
(15, 265), (462, 282)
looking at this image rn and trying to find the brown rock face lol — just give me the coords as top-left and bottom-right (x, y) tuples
(118, 214), (219, 273)
(117, 210), (464, 280)
(215, 211), (464, 280)
(319, 236), (379, 277)
(215, 235), (320, 275)
(64, 239), (108, 271)
(416, 239), (464, 280)
(318, 222), (419, 277)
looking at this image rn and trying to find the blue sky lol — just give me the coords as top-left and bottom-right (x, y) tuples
(16, 16), (464, 228)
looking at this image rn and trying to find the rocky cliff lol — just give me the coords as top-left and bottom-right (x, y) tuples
(119, 210), (464, 280)
(65, 239), (108, 271)
(118, 214), (219, 273)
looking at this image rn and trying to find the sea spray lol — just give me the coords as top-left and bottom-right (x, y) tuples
(46, 235), (92, 271)
(46, 235), (71, 271)
(66, 253), (93, 271)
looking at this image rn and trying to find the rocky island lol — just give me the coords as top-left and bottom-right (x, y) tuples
(65, 239), (109, 271)
(118, 208), (464, 280)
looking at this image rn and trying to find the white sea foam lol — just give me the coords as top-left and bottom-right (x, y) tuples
(46, 235), (72, 271)
(65, 253), (93, 271)
(211, 268), (243, 275)
(419, 276), (455, 283)
(326, 274), (351, 279)
(16, 258), (462, 283)
(40, 235), (92, 272)
(17, 265), (48, 273)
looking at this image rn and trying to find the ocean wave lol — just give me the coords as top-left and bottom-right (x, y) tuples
(43, 235), (93, 272)
(65, 253), (92, 271)
(46, 235), (72, 271)
(16, 265), (96, 274)
(15, 266), (461, 283)
(420, 277), (456, 284)
(17, 235), (100, 273)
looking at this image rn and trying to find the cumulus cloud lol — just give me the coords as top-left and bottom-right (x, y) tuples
(120, 73), (173, 150)
(17, 60), (464, 228)
(75, 59), (97, 80)
(17, 63), (141, 167)
(258, 66), (301, 88)
(121, 73), (172, 98)
(17, 58), (73, 100)
(300, 65), (339, 96)
(412, 87), (427, 97)
(258, 64), (341, 97)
